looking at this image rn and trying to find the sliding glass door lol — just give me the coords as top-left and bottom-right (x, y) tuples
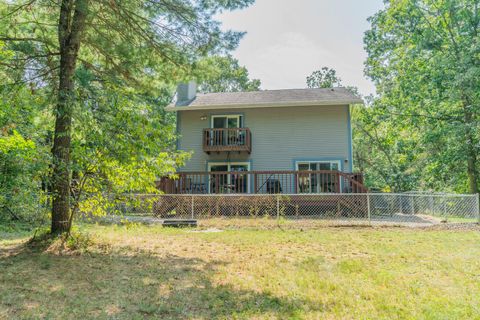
(208, 162), (250, 193)
(297, 161), (340, 193)
(212, 115), (241, 129)
(211, 115), (243, 146)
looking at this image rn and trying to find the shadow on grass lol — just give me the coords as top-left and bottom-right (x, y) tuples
(0, 241), (320, 319)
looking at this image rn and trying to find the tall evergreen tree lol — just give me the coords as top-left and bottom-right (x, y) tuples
(1, 0), (254, 233)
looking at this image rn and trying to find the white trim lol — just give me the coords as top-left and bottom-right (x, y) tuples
(295, 160), (341, 171)
(207, 162), (251, 171)
(210, 114), (242, 128)
(165, 100), (363, 112)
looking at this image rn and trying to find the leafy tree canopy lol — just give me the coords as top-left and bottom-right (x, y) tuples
(306, 67), (342, 88)
(0, 0), (255, 232)
(196, 55), (261, 93)
(363, 0), (480, 193)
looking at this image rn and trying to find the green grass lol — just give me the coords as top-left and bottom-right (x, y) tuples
(1, 224), (480, 319)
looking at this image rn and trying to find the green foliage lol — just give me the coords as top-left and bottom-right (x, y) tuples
(314, 1), (480, 193)
(70, 85), (190, 216)
(196, 55), (261, 92)
(63, 229), (93, 252)
(306, 67), (342, 88)
(352, 101), (425, 192)
(0, 0), (257, 228)
(1, 0), (255, 92)
(0, 86), (50, 223)
(305, 59), (473, 193)
(364, 0), (480, 193)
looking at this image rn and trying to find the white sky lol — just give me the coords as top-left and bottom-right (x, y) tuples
(217, 0), (385, 96)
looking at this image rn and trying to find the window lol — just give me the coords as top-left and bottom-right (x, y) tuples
(296, 161), (340, 171)
(208, 162), (250, 193)
(211, 115), (243, 128)
(296, 161), (341, 193)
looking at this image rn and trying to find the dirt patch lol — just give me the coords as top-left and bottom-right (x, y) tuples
(420, 222), (480, 231)
(189, 228), (224, 233)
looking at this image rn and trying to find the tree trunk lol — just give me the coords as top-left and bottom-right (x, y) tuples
(51, 0), (88, 234)
(463, 108), (479, 194)
(460, 96), (479, 195)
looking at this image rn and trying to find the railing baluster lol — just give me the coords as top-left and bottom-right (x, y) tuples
(159, 170), (367, 195)
(203, 128), (251, 153)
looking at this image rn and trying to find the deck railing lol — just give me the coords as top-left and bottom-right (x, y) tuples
(158, 170), (367, 194)
(203, 128), (252, 153)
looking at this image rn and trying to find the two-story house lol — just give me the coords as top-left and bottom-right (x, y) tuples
(160, 82), (367, 194)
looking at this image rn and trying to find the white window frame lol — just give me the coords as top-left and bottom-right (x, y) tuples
(207, 162), (251, 193)
(295, 160), (342, 193)
(295, 160), (341, 171)
(211, 114), (242, 128)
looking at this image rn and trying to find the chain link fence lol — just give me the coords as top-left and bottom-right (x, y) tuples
(104, 193), (480, 227)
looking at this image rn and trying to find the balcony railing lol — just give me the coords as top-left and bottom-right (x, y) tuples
(158, 170), (367, 194)
(203, 128), (252, 153)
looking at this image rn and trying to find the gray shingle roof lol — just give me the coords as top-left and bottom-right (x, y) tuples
(165, 87), (363, 111)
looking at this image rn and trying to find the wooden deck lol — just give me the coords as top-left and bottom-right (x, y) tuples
(158, 170), (367, 195)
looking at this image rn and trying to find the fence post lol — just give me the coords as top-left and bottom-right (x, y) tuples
(476, 193), (480, 224)
(367, 194), (371, 225)
(399, 194), (403, 214)
(410, 195), (415, 215)
(443, 196), (448, 222)
(429, 195), (434, 215)
(276, 195), (280, 220)
(191, 195), (195, 219)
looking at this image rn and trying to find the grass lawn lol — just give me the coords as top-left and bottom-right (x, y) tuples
(1, 223), (480, 319)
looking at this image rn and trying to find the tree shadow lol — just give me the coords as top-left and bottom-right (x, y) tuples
(0, 242), (322, 319)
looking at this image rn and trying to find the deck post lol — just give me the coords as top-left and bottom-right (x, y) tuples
(367, 194), (371, 225)
(335, 172), (341, 193)
(294, 172), (298, 194)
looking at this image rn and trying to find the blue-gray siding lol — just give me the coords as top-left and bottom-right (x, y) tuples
(177, 105), (352, 172)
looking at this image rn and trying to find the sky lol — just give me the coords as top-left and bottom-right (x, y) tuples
(217, 0), (385, 96)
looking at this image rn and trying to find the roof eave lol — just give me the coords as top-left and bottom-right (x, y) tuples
(165, 99), (364, 112)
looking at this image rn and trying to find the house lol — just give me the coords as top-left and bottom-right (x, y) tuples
(160, 81), (367, 195)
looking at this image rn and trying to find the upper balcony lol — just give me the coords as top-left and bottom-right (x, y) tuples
(203, 128), (252, 154)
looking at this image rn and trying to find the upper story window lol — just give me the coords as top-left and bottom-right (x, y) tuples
(211, 115), (243, 129)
